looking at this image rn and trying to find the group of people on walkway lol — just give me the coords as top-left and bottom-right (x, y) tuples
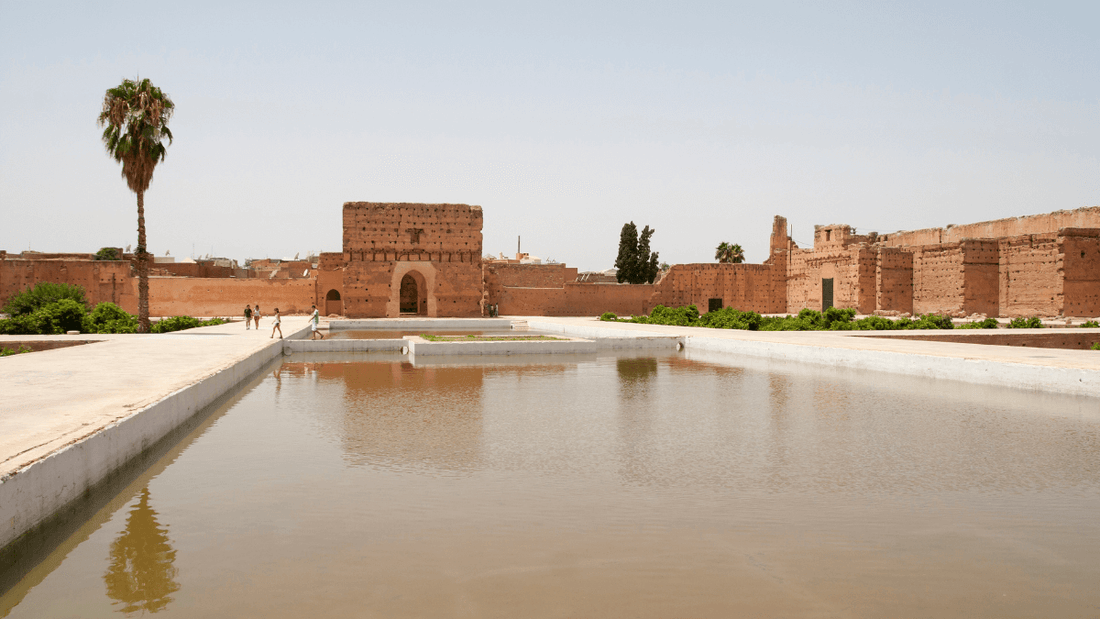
(243, 304), (324, 340)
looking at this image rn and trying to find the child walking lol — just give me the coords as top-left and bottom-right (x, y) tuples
(308, 304), (324, 339)
(270, 308), (282, 339)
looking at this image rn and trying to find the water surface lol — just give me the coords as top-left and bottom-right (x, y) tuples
(2, 351), (1098, 618)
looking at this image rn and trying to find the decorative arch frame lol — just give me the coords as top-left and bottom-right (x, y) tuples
(388, 263), (436, 317)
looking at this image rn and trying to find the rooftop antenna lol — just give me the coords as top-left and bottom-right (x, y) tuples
(518, 235), (521, 255)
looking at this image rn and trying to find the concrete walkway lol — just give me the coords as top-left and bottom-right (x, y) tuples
(0, 318), (308, 480)
(0, 318), (312, 549)
(524, 316), (1100, 397)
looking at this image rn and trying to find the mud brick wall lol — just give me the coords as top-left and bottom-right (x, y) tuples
(154, 263), (235, 278)
(318, 252), (344, 271)
(649, 263), (784, 313)
(1060, 229), (1100, 317)
(959, 240), (1000, 317)
(784, 249), (856, 313)
(784, 249), (814, 312)
(343, 262), (395, 317)
(147, 277), (317, 317)
(343, 202), (482, 260)
(912, 244), (966, 315)
(845, 246), (877, 314)
(492, 263), (578, 288)
(341, 203), (484, 317)
(0, 257), (135, 311)
(875, 248), (913, 314)
(881, 206), (1100, 248)
(432, 262), (484, 316)
(998, 233), (1062, 317)
(499, 283), (655, 317)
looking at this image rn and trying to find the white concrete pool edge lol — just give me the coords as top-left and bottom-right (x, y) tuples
(0, 324), (311, 552)
(527, 318), (1100, 398)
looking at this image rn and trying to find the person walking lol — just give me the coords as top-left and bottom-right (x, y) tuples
(244, 304), (252, 329)
(308, 304), (324, 339)
(270, 308), (283, 339)
(253, 304), (262, 330)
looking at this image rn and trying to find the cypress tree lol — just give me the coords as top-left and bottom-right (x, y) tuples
(614, 221), (660, 284)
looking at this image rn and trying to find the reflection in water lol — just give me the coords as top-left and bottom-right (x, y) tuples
(103, 488), (179, 615)
(283, 361), (487, 474)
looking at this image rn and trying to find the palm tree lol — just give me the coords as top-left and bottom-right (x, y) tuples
(97, 78), (174, 332)
(728, 243), (745, 263)
(715, 242), (746, 264)
(715, 242), (730, 263)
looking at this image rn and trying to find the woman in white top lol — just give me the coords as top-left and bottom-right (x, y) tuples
(270, 308), (282, 339)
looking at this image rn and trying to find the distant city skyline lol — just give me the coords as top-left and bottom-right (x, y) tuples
(1, 1), (1097, 271)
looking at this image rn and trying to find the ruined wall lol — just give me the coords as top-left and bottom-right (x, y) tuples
(911, 244), (965, 315)
(911, 240), (1000, 316)
(148, 278), (317, 317)
(1060, 229), (1100, 317)
(342, 203), (483, 317)
(785, 248), (860, 313)
(153, 263), (235, 278)
(881, 206), (1100, 247)
(492, 263), (578, 288)
(875, 248), (913, 314)
(0, 257), (135, 312)
(651, 263), (784, 313)
(998, 233), (1063, 317)
(847, 246), (877, 314)
(498, 283), (654, 317)
(960, 240), (1000, 317)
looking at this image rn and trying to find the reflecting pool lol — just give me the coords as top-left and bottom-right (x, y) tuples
(2, 351), (1098, 618)
(326, 329), (495, 340)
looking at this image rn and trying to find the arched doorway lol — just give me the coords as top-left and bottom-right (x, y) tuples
(325, 289), (343, 316)
(399, 273), (422, 314)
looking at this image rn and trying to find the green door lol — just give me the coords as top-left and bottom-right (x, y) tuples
(822, 278), (834, 311)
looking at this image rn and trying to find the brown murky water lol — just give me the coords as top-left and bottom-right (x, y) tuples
(2, 351), (1099, 618)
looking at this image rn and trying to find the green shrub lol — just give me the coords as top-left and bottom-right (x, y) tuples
(0, 345), (32, 357)
(0, 300), (86, 334)
(94, 247), (120, 261)
(957, 317), (1000, 329)
(616, 304), (962, 332)
(200, 318), (228, 327)
(3, 282), (87, 316)
(1008, 316), (1043, 329)
(36, 299), (87, 333)
(1082, 320), (1099, 328)
(698, 307), (762, 330)
(910, 314), (955, 330)
(1092, 342), (1100, 351)
(151, 316), (204, 333)
(84, 302), (138, 334)
(0, 312), (46, 335)
(600, 312), (618, 321)
(643, 304), (700, 326)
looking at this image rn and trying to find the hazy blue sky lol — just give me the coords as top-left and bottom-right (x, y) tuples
(1, 1), (1097, 270)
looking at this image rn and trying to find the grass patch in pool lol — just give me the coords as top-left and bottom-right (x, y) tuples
(418, 333), (565, 342)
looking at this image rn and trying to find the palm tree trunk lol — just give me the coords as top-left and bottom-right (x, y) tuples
(136, 190), (150, 333)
